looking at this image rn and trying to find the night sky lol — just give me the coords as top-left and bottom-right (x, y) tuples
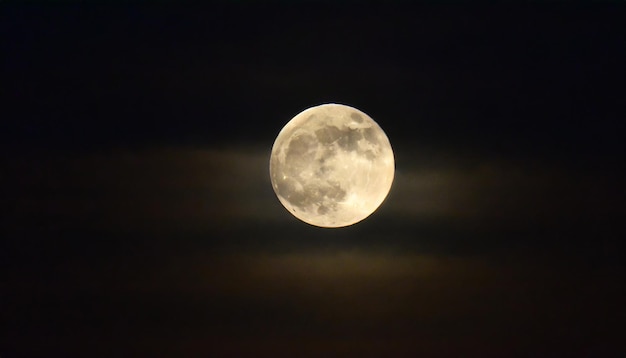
(2, 2), (625, 357)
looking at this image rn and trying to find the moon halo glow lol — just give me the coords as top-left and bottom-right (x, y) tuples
(269, 103), (395, 228)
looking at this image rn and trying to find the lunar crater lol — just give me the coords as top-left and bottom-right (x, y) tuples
(314, 125), (342, 144)
(337, 128), (363, 152)
(350, 112), (363, 122)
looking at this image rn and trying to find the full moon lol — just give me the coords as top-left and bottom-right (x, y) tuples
(270, 103), (395, 227)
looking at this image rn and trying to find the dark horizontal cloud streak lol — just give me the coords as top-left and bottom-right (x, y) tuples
(4, 145), (622, 258)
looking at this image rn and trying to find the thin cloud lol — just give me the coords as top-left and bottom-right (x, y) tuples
(6, 146), (621, 237)
(6, 147), (285, 234)
(385, 159), (622, 227)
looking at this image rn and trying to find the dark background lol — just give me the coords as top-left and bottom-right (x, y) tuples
(2, 2), (624, 357)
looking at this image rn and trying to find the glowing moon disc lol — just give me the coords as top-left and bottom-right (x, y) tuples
(270, 103), (394, 227)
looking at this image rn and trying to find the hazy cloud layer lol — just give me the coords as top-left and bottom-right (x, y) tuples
(4, 147), (623, 357)
(6, 248), (623, 357)
(6, 146), (621, 236)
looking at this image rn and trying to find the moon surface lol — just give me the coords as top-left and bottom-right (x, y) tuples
(270, 103), (395, 227)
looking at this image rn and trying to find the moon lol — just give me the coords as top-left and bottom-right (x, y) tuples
(270, 103), (395, 227)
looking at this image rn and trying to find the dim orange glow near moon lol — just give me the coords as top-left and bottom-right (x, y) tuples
(270, 103), (395, 227)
